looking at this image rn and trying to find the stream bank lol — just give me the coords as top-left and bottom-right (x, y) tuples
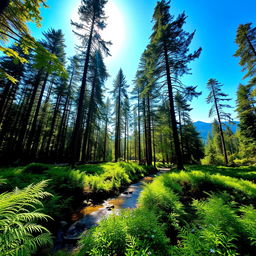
(55, 168), (170, 250)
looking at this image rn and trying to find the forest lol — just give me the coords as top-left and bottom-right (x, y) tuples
(0, 0), (256, 255)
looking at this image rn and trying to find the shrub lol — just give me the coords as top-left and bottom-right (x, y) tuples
(238, 206), (256, 246)
(0, 180), (53, 256)
(201, 154), (225, 165)
(76, 209), (170, 256)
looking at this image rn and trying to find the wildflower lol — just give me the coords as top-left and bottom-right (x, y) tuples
(210, 249), (215, 253)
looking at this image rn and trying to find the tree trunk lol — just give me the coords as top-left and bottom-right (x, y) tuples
(115, 77), (121, 162)
(103, 117), (108, 162)
(211, 84), (229, 165)
(56, 70), (74, 159)
(15, 69), (43, 158)
(146, 93), (152, 165)
(26, 72), (49, 155)
(82, 80), (95, 162)
(45, 94), (61, 156)
(137, 93), (142, 164)
(178, 109), (185, 158)
(71, 12), (96, 164)
(163, 41), (184, 170)
(152, 115), (156, 167)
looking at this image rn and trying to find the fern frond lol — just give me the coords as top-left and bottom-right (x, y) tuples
(0, 180), (53, 256)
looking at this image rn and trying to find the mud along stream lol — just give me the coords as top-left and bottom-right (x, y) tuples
(54, 168), (169, 250)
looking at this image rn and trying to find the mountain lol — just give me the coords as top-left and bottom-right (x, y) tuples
(193, 121), (239, 142)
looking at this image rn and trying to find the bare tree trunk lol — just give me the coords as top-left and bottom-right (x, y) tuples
(138, 94), (142, 164)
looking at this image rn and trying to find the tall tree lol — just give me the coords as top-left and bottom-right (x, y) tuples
(234, 23), (256, 79)
(81, 50), (107, 162)
(26, 29), (66, 157)
(70, 0), (110, 164)
(236, 83), (256, 139)
(112, 69), (128, 162)
(206, 78), (232, 165)
(103, 97), (111, 162)
(236, 83), (256, 158)
(150, 0), (201, 169)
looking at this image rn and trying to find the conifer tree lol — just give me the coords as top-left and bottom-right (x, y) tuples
(81, 50), (107, 162)
(103, 97), (111, 162)
(112, 69), (128, 162)
(236, 83), (256, 158)
(150, 0), (201, 169)
(206, 79), (232, 165)
(234, 23), (256, 79)
(71, 0), (110, 164)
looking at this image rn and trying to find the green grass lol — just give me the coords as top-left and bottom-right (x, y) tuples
(74, 165), (256, 255)
(0, 162), (155, 229)
(185, 164), (256, 181)
(75, 209), (170, 256)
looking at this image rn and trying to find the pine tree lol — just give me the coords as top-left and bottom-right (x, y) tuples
(236, 83), (256, 139)
(234, 23), (256, 79)
(103, 97), (111, 162)
(70, 0), (110, 164)
(236, 83), (256, 158)
(206, 79), (232, 165)
(175, 88), (203, 163)
(26, 29), (66, 158)
(150, 0), (201, 169)
(112, 69), (128, 162)
(81, 50), (107, 162)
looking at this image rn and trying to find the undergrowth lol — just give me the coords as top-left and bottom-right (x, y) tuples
(0, 180), (52, 256)
(74, 165), (256, 255)
(0, 162), (154, 224)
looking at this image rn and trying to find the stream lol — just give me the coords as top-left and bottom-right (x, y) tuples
(56, 168), (170, 250)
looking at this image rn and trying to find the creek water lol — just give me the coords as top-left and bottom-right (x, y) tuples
(55, 168), (169, 250)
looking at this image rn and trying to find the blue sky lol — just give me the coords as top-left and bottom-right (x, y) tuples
(30, 0), (256, 122)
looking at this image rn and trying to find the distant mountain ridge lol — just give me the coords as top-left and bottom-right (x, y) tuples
(193, 121), (239, 142)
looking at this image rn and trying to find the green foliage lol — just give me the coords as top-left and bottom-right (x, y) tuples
(138, 175), (184, 223)
(137, 165), (256, 255)
(0, 180), (52, 256)
(234, 23), (256, 79)
(0, 162), (153, 222)
(0, 0), (51, 82)
(239, 205), (256, 246)
(76, 209), (170, 256)
(171, 196), (239, 256)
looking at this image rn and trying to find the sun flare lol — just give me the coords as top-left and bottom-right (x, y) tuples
(71, 1), (126, 59)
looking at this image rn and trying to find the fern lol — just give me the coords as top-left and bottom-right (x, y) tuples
(0, 180), (53, 256)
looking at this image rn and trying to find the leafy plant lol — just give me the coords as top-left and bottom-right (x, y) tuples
(76, 209), (170, 256)
(0, 180), (53, 255)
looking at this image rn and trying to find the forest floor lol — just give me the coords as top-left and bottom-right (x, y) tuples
(0, 162), (156, 240)
(67, 164), (256, 256)
(1, 163), (256, 255)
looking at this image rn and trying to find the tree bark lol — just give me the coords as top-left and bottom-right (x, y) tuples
(211, 84), (229, 165)
(146, 93), (152, 165)
(163, 40), (184, 170)
(114, 75), (121, 162)
(137, 92), (142, 164)
(71, 12), (96, 164)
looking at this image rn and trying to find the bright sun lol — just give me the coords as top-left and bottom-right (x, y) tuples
(71, 1), (126, 59)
